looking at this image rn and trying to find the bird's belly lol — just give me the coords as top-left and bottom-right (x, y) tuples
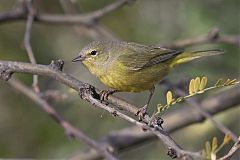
(99, 75), (153, 92)
(98, 66), (170, 92)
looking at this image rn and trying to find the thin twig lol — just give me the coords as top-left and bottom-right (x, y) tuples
(0, 0), (134, 26)
(1, 4), (239, 47)
(59, 0), (117, 40)
(83, 0), (134, 20)
(23, 0), (39, 92)
(164, 27), (240, 48)
(7, 78), (117, 160)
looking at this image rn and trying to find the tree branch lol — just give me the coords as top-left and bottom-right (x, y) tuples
(164, 28), (240, 48)
(83, 0), (134, 20)
(23, 0), (39, 92)
(87, 96), (200, 159)
(0, 0), (134, 26)
(1, 3), (238, 48)
(0, 60), (201, 159)
(0, 1), (238, 159)
(71, 85), (240, 160)
(7, 78), (117, 160)
(59, 0), (118, 41)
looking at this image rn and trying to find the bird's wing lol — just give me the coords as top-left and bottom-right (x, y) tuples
(117, 43), (183, 71)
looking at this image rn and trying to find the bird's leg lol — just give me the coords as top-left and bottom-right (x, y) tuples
(100, 89), (119, 102)
(136, 87), (155, 121)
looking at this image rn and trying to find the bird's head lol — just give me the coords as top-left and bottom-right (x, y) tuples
(72, 41), (111, 68)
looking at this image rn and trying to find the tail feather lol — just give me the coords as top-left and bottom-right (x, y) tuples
(171, 49), (224, 67)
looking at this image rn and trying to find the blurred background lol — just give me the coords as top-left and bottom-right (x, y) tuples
(0, 0), (239, 159)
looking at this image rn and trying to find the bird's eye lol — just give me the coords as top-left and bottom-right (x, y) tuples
(90, 50), (97, 56)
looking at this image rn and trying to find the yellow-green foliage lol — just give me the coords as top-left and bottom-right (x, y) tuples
(202, 133), (232, 160)
(189, 76), (207, 95)
(155, 77), (239, 115)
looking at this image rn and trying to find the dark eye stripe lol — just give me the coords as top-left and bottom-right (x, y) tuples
(91, 50), (97, 55)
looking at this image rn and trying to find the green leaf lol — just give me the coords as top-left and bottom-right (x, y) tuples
(226, 79), (237, 85)
(223, 79), (231, 86)
(205, 141), (211, 157)
(212, 137), (218, 153)
(157, 104), (164, 113)
(202, 149), (207, 159)
(223, 133), (232, 144)
(166, 91), (173, 105)
(215, 78), (223, 86)
(189, 79), (195, 95)
(199, 76), (208, 90)
(194, 77), (200, 92)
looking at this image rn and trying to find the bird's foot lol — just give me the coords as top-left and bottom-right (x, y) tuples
(135, 105), (148, 121)
(100, 89), (118, 102)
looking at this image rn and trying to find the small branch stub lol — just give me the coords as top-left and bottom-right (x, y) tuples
(153, 116), (164, 129)
(0, 64), (13, 81)
(207, 27), (220, 41)
(78, 83), (99, 101)
(167, 147), (177, 159)
(111, 110), (118, 117)
(49, 59), (64, 71)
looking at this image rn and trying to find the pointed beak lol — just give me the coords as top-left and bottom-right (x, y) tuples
(72, 55), (85, 62)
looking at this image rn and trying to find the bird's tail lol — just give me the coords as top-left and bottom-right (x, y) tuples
(171, 49), (224, 67)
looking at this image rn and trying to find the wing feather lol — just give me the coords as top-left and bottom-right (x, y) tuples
(117, 43), (183, 70)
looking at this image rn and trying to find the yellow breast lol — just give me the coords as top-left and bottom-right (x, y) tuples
(97, 63), (170, 92)
(84, 59), (171, 92)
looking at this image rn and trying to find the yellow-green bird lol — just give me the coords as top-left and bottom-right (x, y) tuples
(72, 40), (223, 117)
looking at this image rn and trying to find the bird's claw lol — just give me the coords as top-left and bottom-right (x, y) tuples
(135, 105), (148, 121)
(100, 90), (117, 102)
